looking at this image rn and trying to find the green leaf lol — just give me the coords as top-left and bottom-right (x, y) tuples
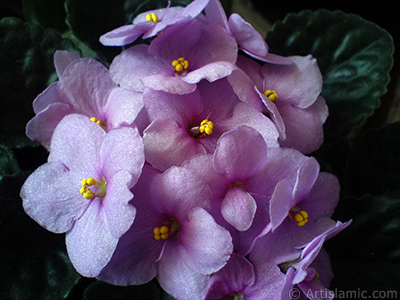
(0, 144), (20, 178)
(22, 0), (68, 33)
(312, 136), (350, 181)
(266, 10), (394, 143)
(329, 261), (400, 293)
(161, 293), (177, 300)
(326, 194), (400, 292)
(0, 17), (80, 148)
(83, 280), (161, 300)
(0, 173), (81, 300)
(329, 194), (400, 263)
(342, 122), (400, 198)
(65, 0), (128, 63)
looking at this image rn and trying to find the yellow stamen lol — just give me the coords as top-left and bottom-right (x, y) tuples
(90, 117), (106, 129)
(289, 206), (308, 226)
(189, 119), (214, 139)
(229, 292), (246, 300)
(314, 271), (320, 279)
(264, 89), (278, 102)
(199, 119), (214, 135)
(154, 225), (170, 240)
(172, 57), (189, 76)
(80, 177), (106, 200)
(80, 186), (94, 199)
(145, 13), (159, 23)
(153, 218), (180, 241)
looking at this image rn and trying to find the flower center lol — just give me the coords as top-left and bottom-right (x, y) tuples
(153, 218), (180, 240)
(314, 271), (320, 279)
(172, 57), (189, 76)
(189, 119), (214, 139)
(288, 206), (308, 226)
(229, 181), (244, 189)
(229, 292), (246, 300)
(80, 177), (106, 200)
(145, 13), (159, 23)
(90, 117), (107, 130)
(264, 89), (278, 102)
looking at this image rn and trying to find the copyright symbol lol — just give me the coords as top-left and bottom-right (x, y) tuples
(289, 288), (301, 299)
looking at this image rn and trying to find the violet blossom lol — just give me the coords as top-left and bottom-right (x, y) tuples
(205, 252), (284, 300)
(99, 0), (210, 46)
(27, 50), (143, 149)
(279, 221), (352, 300)
(97, 165), (233, 300)
(21, 114), (145, 277)
(142, 78), (279, 171)
(204, 0), (292, 64)
(228, 54), (328, 153)
(108, 18), (237, 95)
(18, 0), (354, 297)
(248, 169), (343, 265)
(182, 126), (321, 256)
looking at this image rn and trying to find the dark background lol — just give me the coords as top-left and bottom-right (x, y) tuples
(250, 0), (400, 131)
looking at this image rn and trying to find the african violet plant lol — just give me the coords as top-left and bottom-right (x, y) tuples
(0, 0), (396, 299)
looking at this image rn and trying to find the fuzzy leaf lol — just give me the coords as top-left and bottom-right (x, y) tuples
(327, 194), (400, 292)
(83, 280), (161, 300)
(0, 173), (80, 300)
(343, 122), (400, 198)
(0, 17), (80, 148)
(22, 0), (68, 32)
(266, 10), (394, 143)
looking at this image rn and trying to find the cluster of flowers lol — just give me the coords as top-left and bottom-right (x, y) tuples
(20, 0), (351, 299)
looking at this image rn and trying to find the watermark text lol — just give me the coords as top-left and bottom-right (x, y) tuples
(289, 288), (398, 299)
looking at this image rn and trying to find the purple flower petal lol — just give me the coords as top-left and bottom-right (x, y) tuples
(206, 253), (255, 298)
(109, 44), (168, 92)
(26, 102), (75, 150)
(228, 13), (269, 58)
(104, 87), (144, 129)
(150, 167), (211, 217)
(222, 102), (280, 148)
(102, 170), (136, 238)
(182, 61), (236, 85)
(250, 51), (294, 65)
(204, 0), (229, 29)
(299, 172), (340, 220)
(143, 118), (207, 171)
(142, 73), (197, 95)
(48, 114), (104, 175)
(97, 167), (163, 286)
(269, 179), (296, 230)
(158, 243), (211, 300)
(228, 68), (265, 111)
(179, 207), (233, 274)
(54, 50), (81, 77)
(180, 0), (210, 19)
(221, 186), (257, 231)
(278, 102), (326, 153)
(99, 23), (152, 46)
(32, 82), (60, 114)
(143, 88), (203, 125)
(292, 156), (321, 200)
(261, 55), (322, 109)
(100, 126), (144, 182)
(213, 126), (269, 180)
(249, 261), (285, 299)
(66, 198), (120, 277)
(59, 58), (116, 115)
(21, 161), (90, 233)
